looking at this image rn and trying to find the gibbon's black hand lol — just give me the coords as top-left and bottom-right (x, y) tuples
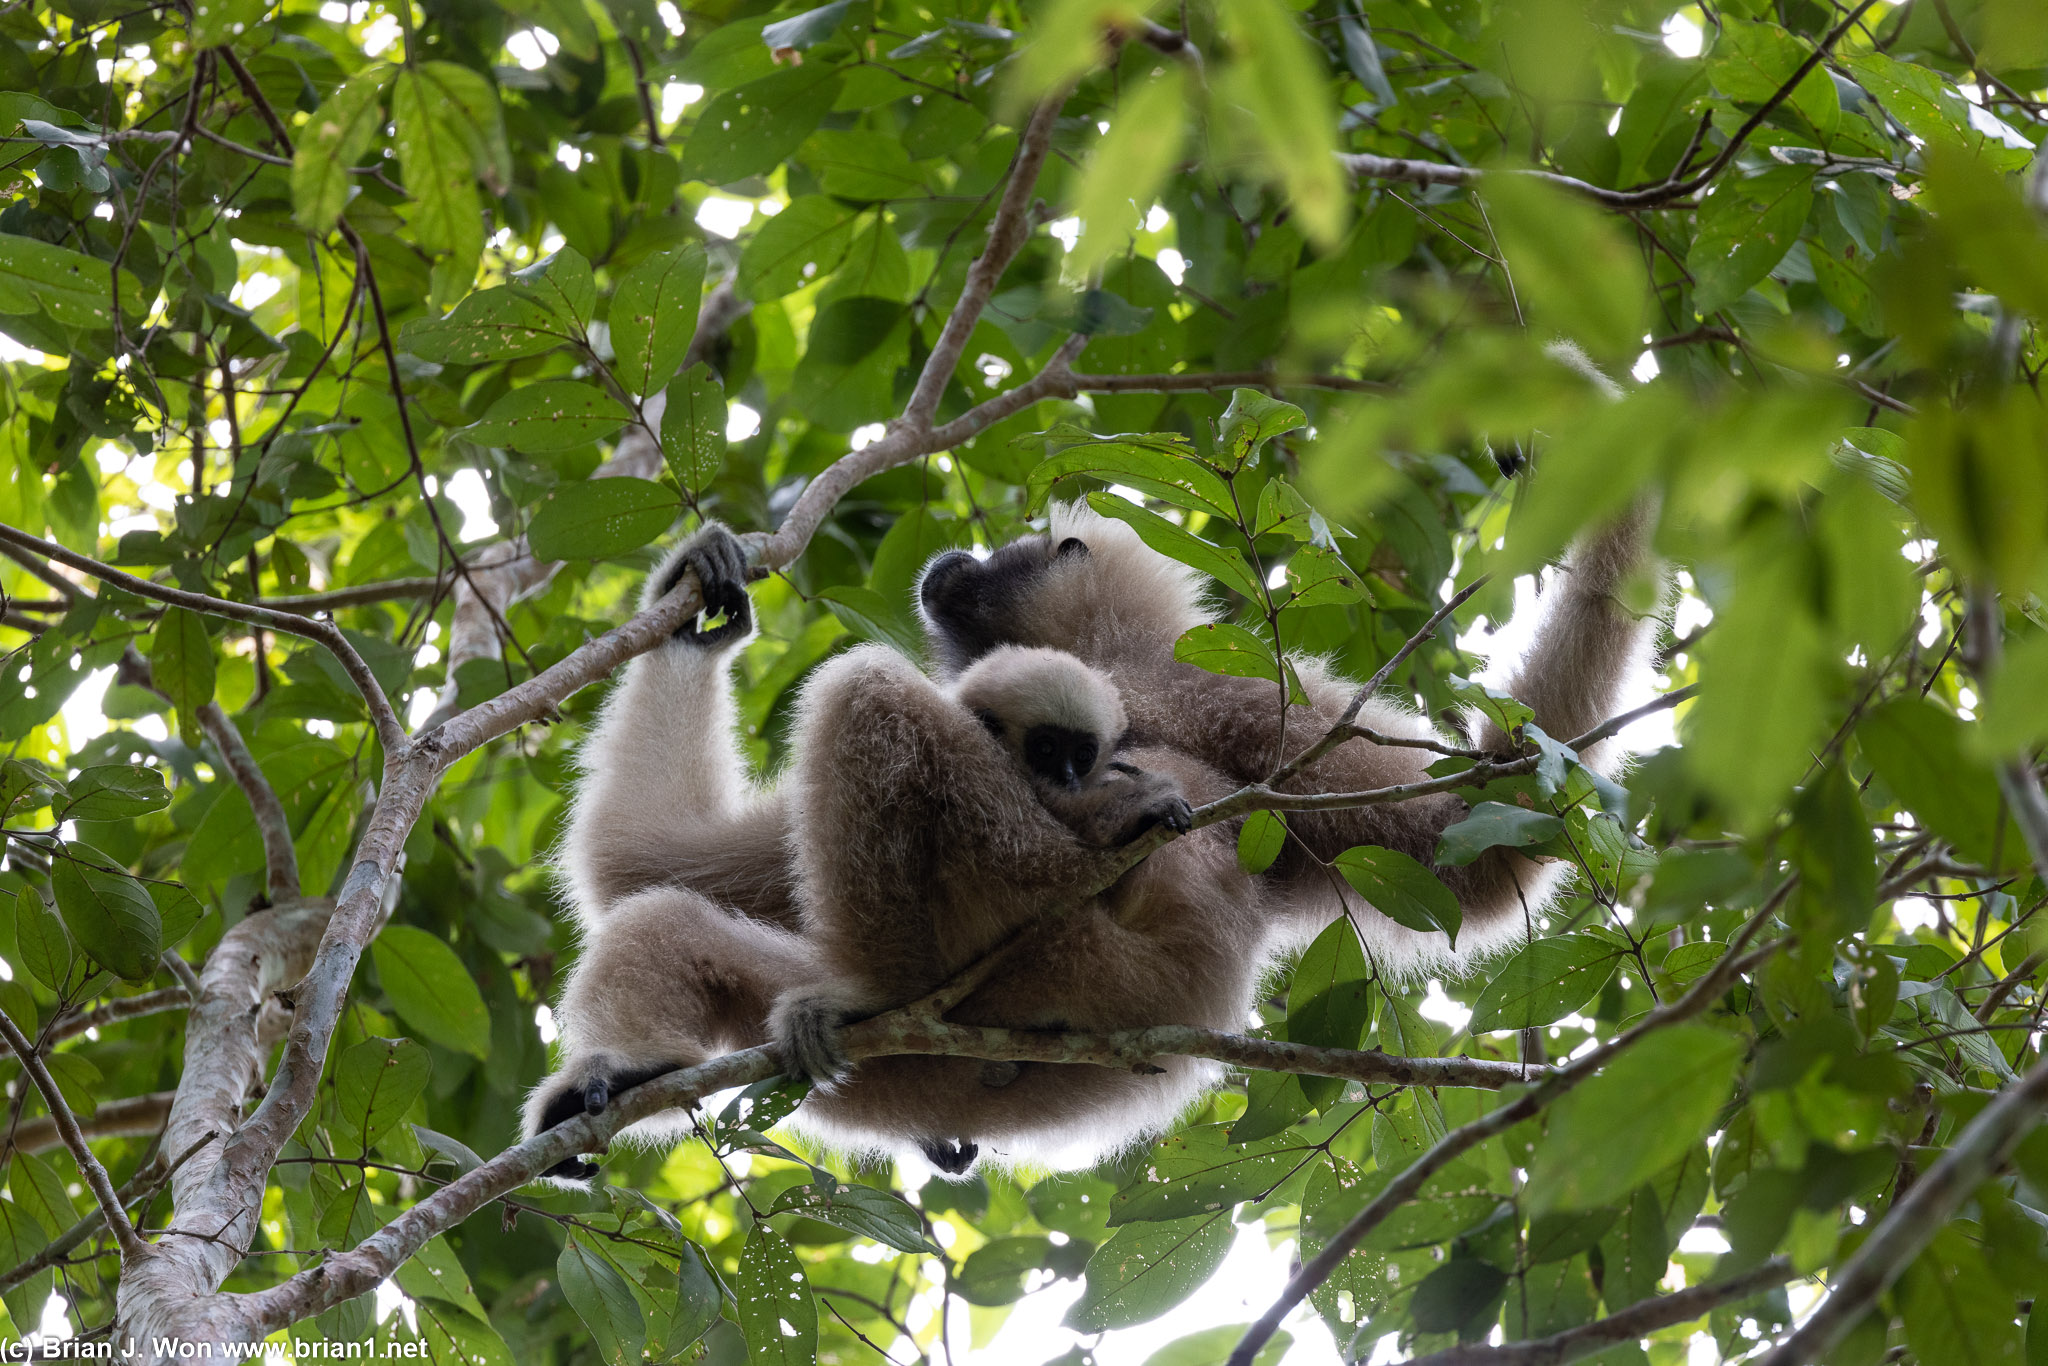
(920, 1138), (979, 1175)
(654, 524), (753, 646)
(534, 1061), (681, 1181)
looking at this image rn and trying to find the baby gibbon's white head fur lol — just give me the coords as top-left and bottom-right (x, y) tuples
(953, 646), (1127, 773)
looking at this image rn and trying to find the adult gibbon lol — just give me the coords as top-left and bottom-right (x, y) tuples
(527, 531), (1256, 1172)
(915, 494), (1664, 969)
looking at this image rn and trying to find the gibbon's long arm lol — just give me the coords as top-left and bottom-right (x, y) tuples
(556, 526), (799, 929)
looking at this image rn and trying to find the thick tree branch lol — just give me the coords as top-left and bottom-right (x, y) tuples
(0, 1011), (149, 1260)
(0, 522), (405, 753)
(1407, 1259), (1796, 1365)
(1227, 903), (1789, 1366)
(1756, 1051), (2048, 1365)
(0, 1092), (175, 1159)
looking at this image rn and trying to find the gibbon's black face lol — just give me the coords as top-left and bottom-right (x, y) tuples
(918, 536), (1088, 675)
(1022, 725), (1099, 790)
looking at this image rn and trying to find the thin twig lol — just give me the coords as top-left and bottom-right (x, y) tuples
(0, 1011), (150, 1260)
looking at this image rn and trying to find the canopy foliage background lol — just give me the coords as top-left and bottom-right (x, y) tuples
(1, 0), (2047, 1359)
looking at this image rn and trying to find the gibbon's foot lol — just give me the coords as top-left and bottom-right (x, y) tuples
(773, 996), (853, 1085)
(533, 1060), (681, 1181)
(920, 1138), (979, 1175)
(652, 524), (753, 646)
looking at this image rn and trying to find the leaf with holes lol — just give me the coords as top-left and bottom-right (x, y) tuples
(402, 288), (574, 364)
(682, 65), (843, 185)
(767, 1182), (938, 1254)
(661, 365), (728, 492)
(613, 245), (706, 397)
(1468, 935), (1627, 1032)
(736, 1229), (816, 1366)
(293, 67), (390, 232)
(1689, 166), (1815, 314)
(335, 1036), (432, 1155)
(527, 477), (679, 562)
(1065, 1213), (1234, 1331)
(62, 764), (168, 821)
(460, 380), (631, 454)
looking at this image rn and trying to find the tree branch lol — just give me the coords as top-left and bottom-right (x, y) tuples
(0, 1130), (215, 1295)
(1406, 1259), (1796, 1365)
(0, 1011), (150, 1261)
(1227, 901), (1789, 1366)
(1756, 1051), (2048, 1365)
(196, 702), (298, 903)
(256, 577), (447, 613)
(0, 1092), (175, 1159)
(0, 522), (405, 753)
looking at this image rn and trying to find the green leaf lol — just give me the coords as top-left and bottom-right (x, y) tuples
(559, 1239), (648, 1366)
(1528, 1024), (1742, 1213)
(334, 1036), (432, 1155)
(510, 247), (595, 329)
(1142, 1326), (1291, 1366)
(62, 764), (168, 821)
(1846, 52), (1979, 148)
(1218, 389), (1307, 467)
(149, 607), (216, 748)
(816, 585), (925, 658)
(1085, 492), (1263, 601)
(12, 887), (73, 991)
(660, 366), (728, 493)
(1710, 21), (1838, 138)
(1689, 167), (1815, 314)
(50, 843), (161, 983)
(1173, 623), (1281, 683)
(739, 196), (861, 301)
(1069, 68), (1187, 274)
(1111, 1127), (1312, 1226)
(1858, 697), (2017, 870)
(1287, 916), (1374, 1106)
(1899, 1228), (2025, 1366)
(293, 69), (390, 232)
(460, 380), (632, 454)
(763, 0), (853, 48)
(1281, 545), (1364, 608)
(526, 477), (679, 562)
(401, 287), (573, 364)
(1483, 173), (1650, 360)
(0, 233), (147, 330)
(1467, 935), (1626, 1032)
(736, 1229), (817, 1366)
(190, 0), (266, 48)
(1213, 0), (1346, 246)
(414, 60), (513, 192)
(804, 129), (928, 200)
(767, 1182), (938, 1254)
(1436, 801), (1565, 866)
(1028, 439), (1233, 519)
(1238, 810), (1287, 875)
(1065, 1213), (1235, 1331)
(673, 1243), (721, 1351)
(392, 69), (485, 288)
(955, 1236), (1057, 1306)
(1410, 1257), (1509, 1335)
(370, 925), (491, 1059)
(682, 65), (844, 185)
(613, 245), (707, 397)
(1334, 846), (1463, 947)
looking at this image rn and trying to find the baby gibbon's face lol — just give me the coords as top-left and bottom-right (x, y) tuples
(1019, 724), (1100, 790)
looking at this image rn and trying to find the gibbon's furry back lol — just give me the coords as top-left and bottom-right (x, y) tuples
(917, 495), (1668, 973)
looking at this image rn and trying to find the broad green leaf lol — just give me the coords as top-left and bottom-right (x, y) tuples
(414, 60), (513, 192)
(1281, 545), (1364, 607)
(804, 129), (928, 200)
(1009, 0), (1157, 101)
(334, 1036), (432, 1154)
(767, 1182), (938, 1253)
(149, 607), (215, 748)
(1065, 1213), (1234, 1331)
(392, 70), (485, 288)
(1710, 21), (1838, 138)
(62, 764), (168, 821)
(1286, 916), (1374, 1106)
(1689, 167), (1815, 314)
(150, 881), (204, 952)
(460, 380), (631, 453)
(1483, 173), (1649, 360)
(736, 1229), (816, 1366)
(1436, 801), (1564, 866)
(673, 1244), (720, 1351)
(1334, 846), (1463, 947)
(1899, 1228), (2025, 1365)
(739, 196), (860, 301)
(1238, 810), (1287, 875)
(1070, 68), (1187, 274)
(763, 0), (851, 50)
(0, 233), (147, 330)
(1528, 1024), (1741, 1213)
(559, 1239), (647, 1366)
(1908, 395), (2048, 595)
(0, 1198), (52, 1332)
(1028, 440), (1233, 519)
(50, 843), (161, 983)
(1110, 1127), (1313, 1226)
(1409, 1257), (1509, 1335)
(1858, 696), (2017, 870)
(1142, 1326), (1291, 1366)
(1467, 935), (1626, 1032)
(1981, 629), (2048, 756)
(1218, 389), (1307, 467)
(660, 366), (727, 492)
(13, 887), (73, 990)
(1847, 52), (1979, 148)
(955, 1236), (1058, 1306)
(613, 244), (707, 397)
(293, 69), (390, 232)
(1085, 492), (1263, 601)
(400, 287), (573, 363)
(682, 65), (843, 185)
(510, 247), (595, 329)
(526, 477), (679, 562)
(190, 0), (266, 48)
(1214, 0), (1346, 245)
(1174, 623), (1281, 683)
(370, 925), (491, 1059)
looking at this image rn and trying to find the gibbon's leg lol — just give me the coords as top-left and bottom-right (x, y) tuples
(524, 885), (820, 1177)
(559, 524), (798, 929)
(770, 645), (1171, 1083)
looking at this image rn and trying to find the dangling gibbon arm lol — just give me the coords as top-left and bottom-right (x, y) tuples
(558, 524), (799, 929)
